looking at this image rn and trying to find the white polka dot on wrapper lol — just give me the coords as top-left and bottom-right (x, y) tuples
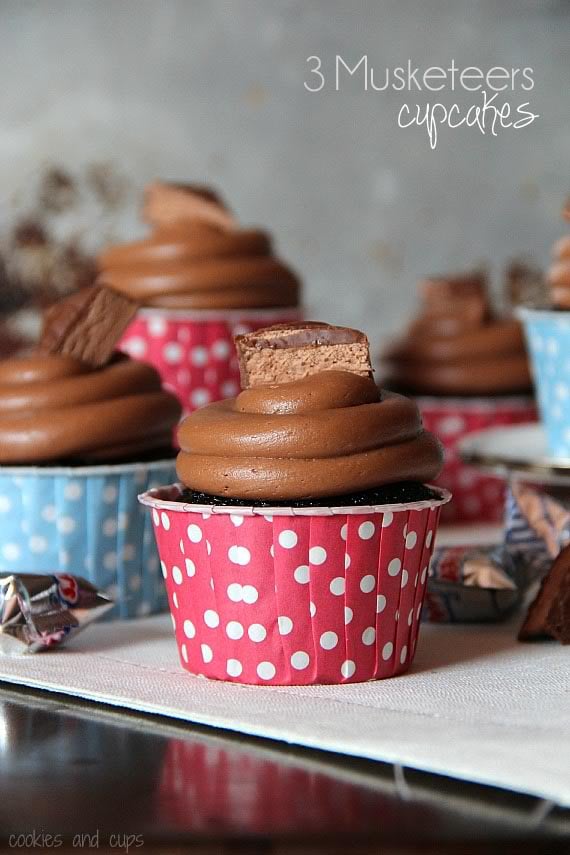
(358, 521), (375, 540)
(184, 619), (196, 638)
(309, 601), (317, 617)
(376, 594), (386, 613)
(2, 543), (20, 561)
(226, 659), (243, 677)
(294, 565), (310, 584)
(181, 644), (189, 663)
(29, 535), (48, 554)
(341, 660), (356, 679)
(362, 627), (376, 646)
(172, 566), (183, 585)
(248, 623), (267, 642)
(204, 609), (220, 628)
(278, 615), (293, 635)
(257, 661), (276, 680)
(185, 558), (196, 577)
(242, 585), (258, 604)
(160, 512), (171, 531)
(227, 582), (242, 602)
(340, 523), (348, 541)
(191, 346), (209, 366)
(161, 561), (167, 579)
(400, 645), (408, 664)
(148, 316), (167, 337)
(187, 524), (202, 543)
(382, 642), (394, 661)
(221, 380), (239, 398)
(309, 546), (327, 565)
(163, 342), (183, 364)
(421, 566), (428, 584)
(344, 553), (351, 569)
(382, 511), (393, 528)
(230, 514), (244, 527)
(103, 551), (117, 571)
(319, 631), (338, 650)
(57, 516), (76, 535)
(329, 577), (345, 596)
(124, 336), (147, 357)
(191, 388), (211, 408)
(226, 620), (244, 640)
(0, 496), (11, 513)
(388, 558), (401, 576)
(405, 531), (417, 550)
(228, 545), (251, 566)
(64, 481), (83, 501)
(401, 569), (409, 588)
(212, 339), (231, 359)
(344, 606), (353, 625)
(360, 574), (375, 594)
(172, 592), (179, 609)
(291, 651), (310, 670)
(42, 504), (57, 522)
(278, 530), (298, 549)
(425, 530), (433, 549)
(103, 518), (117, 537)
(201, 643), (213, 663)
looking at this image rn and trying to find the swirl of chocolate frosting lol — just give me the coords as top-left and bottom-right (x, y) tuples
(548, 204), (570, 309)
(0, 353), (181, 464)
(176, 371), (443, 500)
(383, 271), (532, 395)
(98, 183), (300, 310)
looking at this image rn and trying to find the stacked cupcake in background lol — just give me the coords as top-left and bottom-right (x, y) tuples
(382, 270), (537, 524)
(0, 285), (181, 619)
(140, 322), (449, 686)
(520, 201), (570, 458)
(100, 182), (302, 414)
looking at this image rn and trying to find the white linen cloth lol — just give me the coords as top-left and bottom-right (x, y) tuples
(0, 613), (567, 805)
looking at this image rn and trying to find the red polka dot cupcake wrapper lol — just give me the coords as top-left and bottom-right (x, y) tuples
(119, 307), (301, 415)
(139, 485), (450, 685)
(417, 396), (537, 525)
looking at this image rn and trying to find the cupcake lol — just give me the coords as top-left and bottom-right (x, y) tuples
(519, 202), (570, 458)
(0, 288), (182, 619)
(382, 271), (536, 523)
(140, 322), (449, 685)
(99, 182), (302, 414)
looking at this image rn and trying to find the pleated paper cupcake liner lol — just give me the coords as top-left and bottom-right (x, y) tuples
(139, 484), (450, 685)
(119, 307), (301, 415)
(0, 459), (177, 619)
(417, 395), (537, 524)
(519, 307), (570, 459)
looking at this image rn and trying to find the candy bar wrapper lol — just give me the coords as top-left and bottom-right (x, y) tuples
(424, 482), (570, 623)
(519, 307), (570, 458)
(120, 307), (301, 416)
(417, 395), (537, 524)
(0, 459), (176, 620)
(0, 573), (113, 654)
(139, 484), (449, 686)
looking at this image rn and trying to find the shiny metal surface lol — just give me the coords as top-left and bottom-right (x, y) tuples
(0, 684), (568, 852)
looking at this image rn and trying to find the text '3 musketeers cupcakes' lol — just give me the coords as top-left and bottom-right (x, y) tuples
(100, 182), (302, 414)
(382, 270), (536, 523)
(140, 321), (450, 686)
(0, 285), (182, 619)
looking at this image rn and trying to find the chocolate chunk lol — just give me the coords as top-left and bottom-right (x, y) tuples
(38, 285), (138, 368)
(235, 322), (373, 388)
(519, 544), (570, 644)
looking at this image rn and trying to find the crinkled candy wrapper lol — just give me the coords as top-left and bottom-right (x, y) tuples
(120, 307), (301, 416)
(417, 395), (537, 524)
(0, 573), (113, 654)
(139, 483), (449, 686)
(424, 482), (570, 623)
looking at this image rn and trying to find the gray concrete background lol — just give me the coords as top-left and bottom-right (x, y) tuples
(0, 0), (568, 352)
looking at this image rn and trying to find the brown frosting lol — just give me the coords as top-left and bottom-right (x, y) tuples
(97, 183), (300, 310)
(0, 353), (181, 464)
(548, 204), (570, 308)
(176, 370), (443, 500)
(383, 272), (532, 395)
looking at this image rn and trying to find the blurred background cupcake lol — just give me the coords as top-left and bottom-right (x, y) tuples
(520, 200), (570, 458)
(100, 182), (302, 414)
(381, 268), (540, 524)
(0, 327), (181, 619)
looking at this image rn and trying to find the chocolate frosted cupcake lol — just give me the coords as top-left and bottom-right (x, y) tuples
(101, 182), (302, 413)
(0, 289), (182, 619)
(140, 322), (449, 686)
(519, 201), (570, 458)
(382, 271), (536, 523)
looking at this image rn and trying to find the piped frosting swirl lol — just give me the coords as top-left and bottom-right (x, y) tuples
(176, 370), (443, 500)
(98, 183), (300, 310)
(383, 271), (531, 395)
(0, 354), (181, 464)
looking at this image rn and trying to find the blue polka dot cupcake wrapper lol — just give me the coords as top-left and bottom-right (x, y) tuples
(519, 308), (570, 459)
(0, 459), (177, 619)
